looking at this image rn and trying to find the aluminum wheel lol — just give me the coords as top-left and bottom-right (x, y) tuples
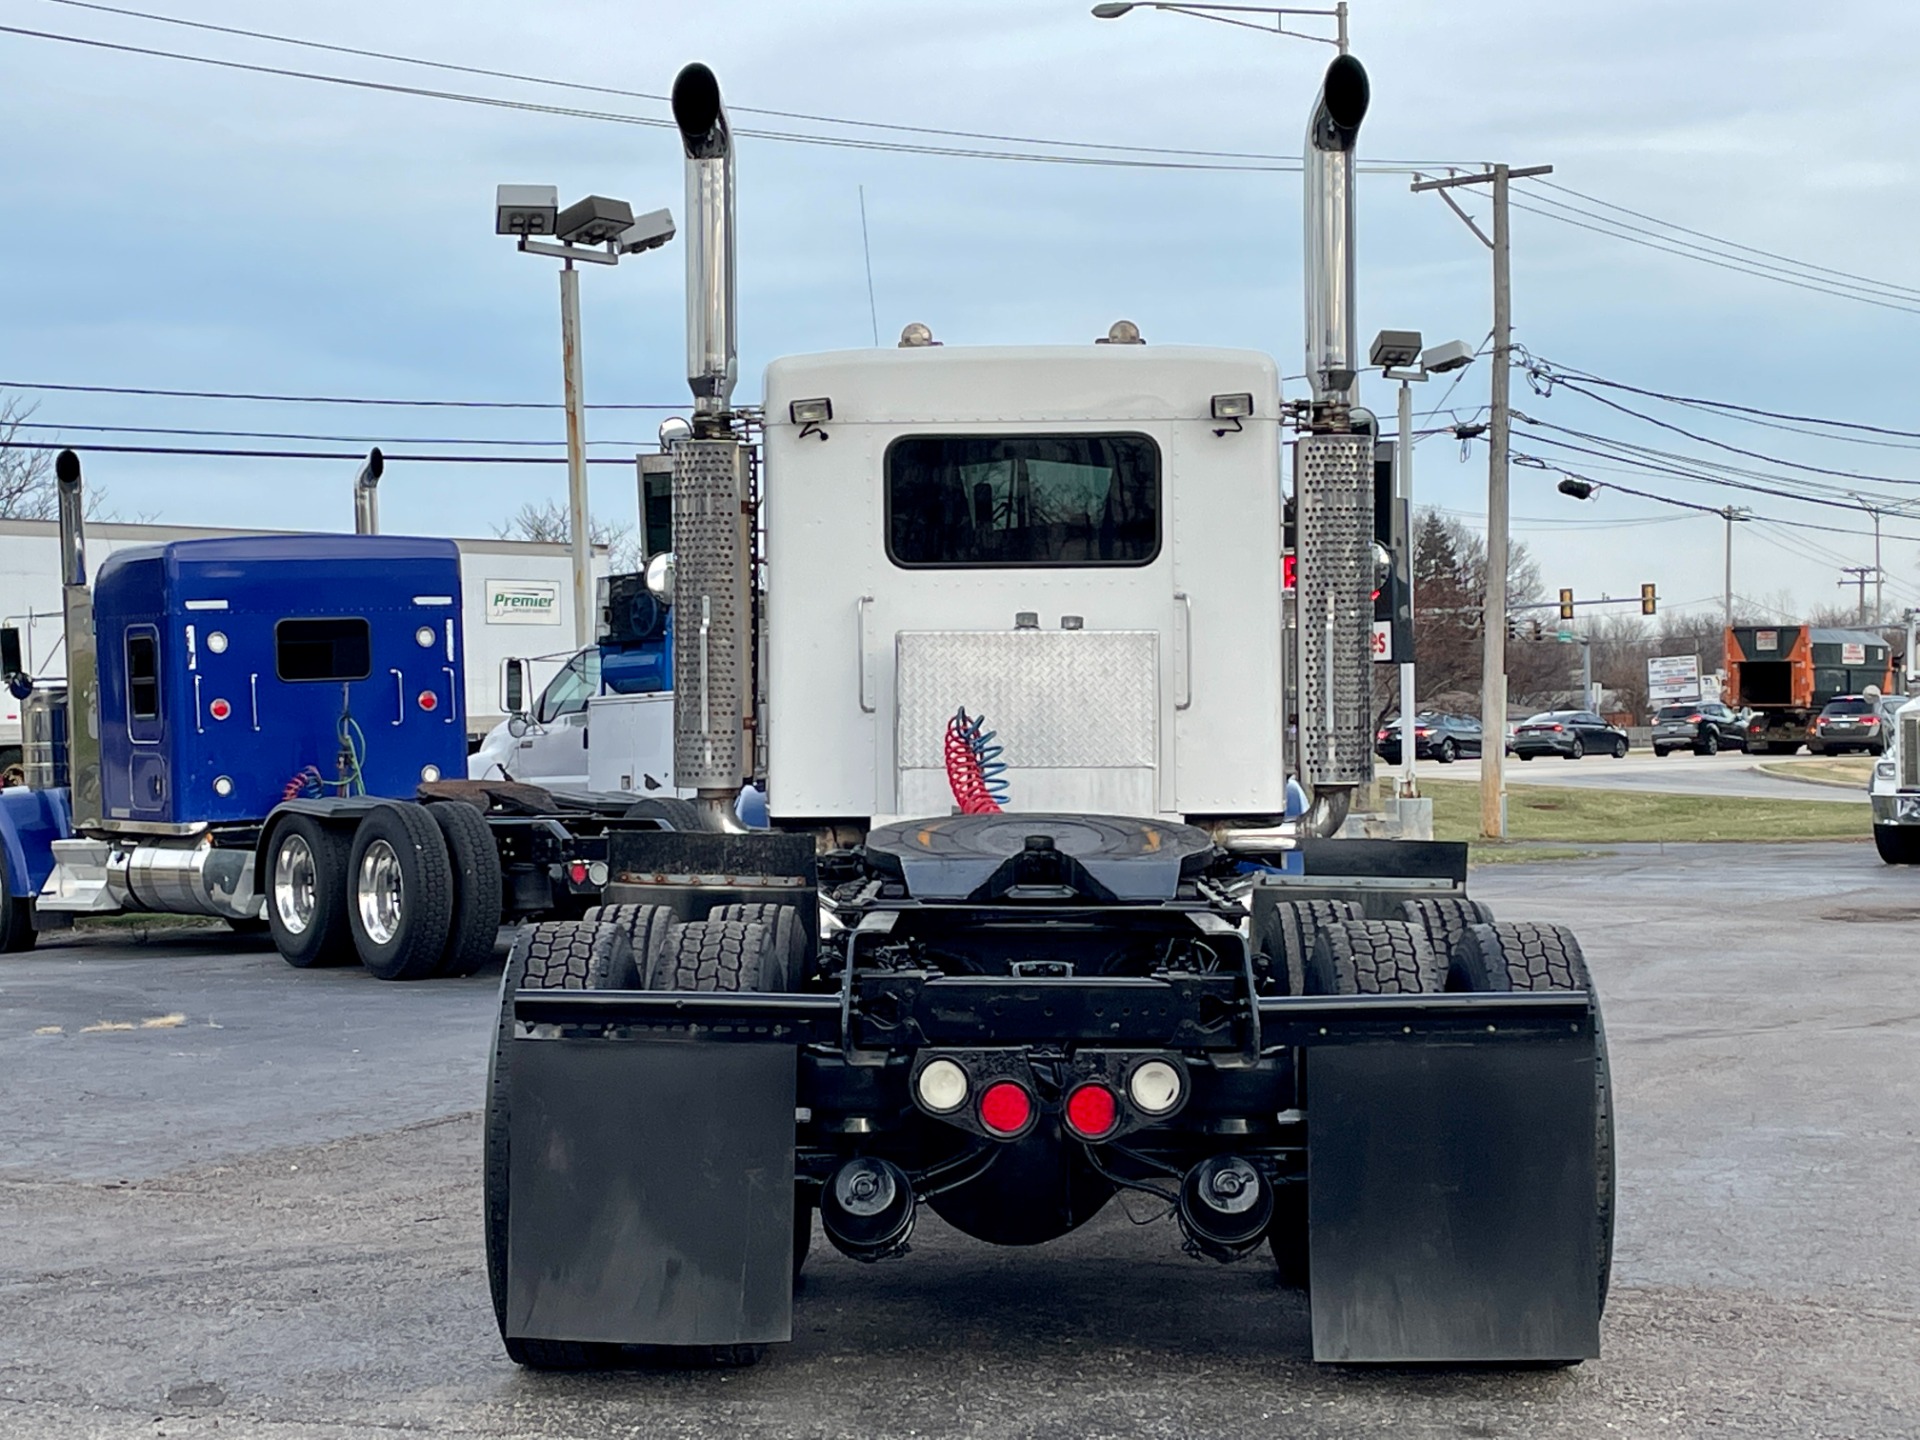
(272, 833), (319, 938)
(356, 838), (405, 948)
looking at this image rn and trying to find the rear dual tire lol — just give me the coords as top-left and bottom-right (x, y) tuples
(348, 804), (455, 982)
(267, 816), (356, 968)
(1450, 922), (1615, 1314)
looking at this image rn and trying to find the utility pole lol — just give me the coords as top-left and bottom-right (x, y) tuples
(1840, 566), (1874, 625)
(1411, 160), (1552, 838)
(1721, 506), (1750, 631)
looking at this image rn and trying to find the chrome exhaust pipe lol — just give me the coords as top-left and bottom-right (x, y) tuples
(1208, 787), (1350, 855)
(1303, 53), (1369, 415)
(353, 447), (383, 535)
(55, 450), (103, 827)
(1285, 53), (1375, 832)
(672, 62), (736, 428)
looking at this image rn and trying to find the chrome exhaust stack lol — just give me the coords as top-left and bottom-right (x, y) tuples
(1303, 53), (1369, 416)
(352, 447), (383, 535)
(55, 450), (103, 827)
(673, 61), (736, 430)
(1290, 54), (1375, 837)
(1219, 55), (1374, 857)
(669, 64), (751, 827)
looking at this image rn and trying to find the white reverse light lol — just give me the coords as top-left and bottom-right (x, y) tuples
(416, 626), (436, 648)
(420, 764), (441, 783)
(1128, 1059), (1183, 1115)
(916, 1058), (969, 1113)
(213, 775), (233, 797)
(206, 631), (228, 654)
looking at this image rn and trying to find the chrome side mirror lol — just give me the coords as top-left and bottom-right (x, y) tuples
(507, 714), (529, 739)
(501, 657), (530, 716)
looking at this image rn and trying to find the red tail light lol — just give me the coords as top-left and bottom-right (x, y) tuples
(1686, 714), (1703, 723)
(979, 1082), (1034, 1137)
(1550, 724), (1564, 732)
(1064, 1083), (1119, 1140)
(1414, 726), (1431, 737)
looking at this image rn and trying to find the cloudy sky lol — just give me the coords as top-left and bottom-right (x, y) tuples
(4, 0), (1919, 624)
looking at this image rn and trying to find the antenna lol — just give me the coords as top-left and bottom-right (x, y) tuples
(859, 185), (880, 347)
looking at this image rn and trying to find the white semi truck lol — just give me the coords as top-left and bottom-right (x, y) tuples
(481, 57), (1612, 1372)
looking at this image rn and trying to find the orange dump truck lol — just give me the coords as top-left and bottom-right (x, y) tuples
(1725, 625), (1894, 755)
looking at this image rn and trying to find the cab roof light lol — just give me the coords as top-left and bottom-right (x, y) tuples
(1211, 393), (1254, 420)
(789, 397), (833, 425)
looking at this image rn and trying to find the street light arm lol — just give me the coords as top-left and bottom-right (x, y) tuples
(1094, 2), (1347, 48)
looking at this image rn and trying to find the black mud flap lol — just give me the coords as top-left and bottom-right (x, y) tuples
(507, 1035), (797, 1349)
(1305, 1025), (1598, 1363)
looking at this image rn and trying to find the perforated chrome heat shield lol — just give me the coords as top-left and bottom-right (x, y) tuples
(1295, 433), (1375, 787)
(671, 439), (751, 790)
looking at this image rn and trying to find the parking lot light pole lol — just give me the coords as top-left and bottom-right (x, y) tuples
(1376, 334), (1474, 799)
(495, 186), (676, 648)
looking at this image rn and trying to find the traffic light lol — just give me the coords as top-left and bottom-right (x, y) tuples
(1505, 615), (1521, 642)
(1641, 583), (1657, 616)
(1530, 619), (1544, 641)
(1558, 587), (1574, 621)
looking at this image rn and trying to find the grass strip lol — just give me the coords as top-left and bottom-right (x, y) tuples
(1422, 779), (1867, 844)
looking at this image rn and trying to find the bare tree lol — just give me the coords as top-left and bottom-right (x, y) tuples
(0, 398), (55, 520)
(494, 499), (641, 573)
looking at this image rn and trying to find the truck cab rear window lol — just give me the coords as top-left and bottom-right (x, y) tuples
(126, 629), (160, 721)
(276, 618), (371, 682)
(885, 434), (1160, 568)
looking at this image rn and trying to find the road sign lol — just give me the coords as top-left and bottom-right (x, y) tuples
(1647, 653), (1702, 703)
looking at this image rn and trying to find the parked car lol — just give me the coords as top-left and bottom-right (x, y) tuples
(1651, 700), (1748, 757)
(1510, 710), (1631, 760)
(1808, 695), (1888, 755)
(1374, 711), (1482, 764)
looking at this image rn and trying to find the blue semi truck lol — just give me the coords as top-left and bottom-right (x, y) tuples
(0, 451), (661, 976)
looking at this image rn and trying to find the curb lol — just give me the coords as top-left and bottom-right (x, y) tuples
(1754, 762), (1872, 792)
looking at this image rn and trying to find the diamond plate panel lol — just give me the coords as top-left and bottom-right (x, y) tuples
(896, 630), (1158, 769)
(1904, 714), (1919, 790)
(672, 440), (751, 788)
(1296, 434), (1374, 786)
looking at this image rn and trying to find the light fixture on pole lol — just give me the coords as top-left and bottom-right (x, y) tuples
(495, 184), (676, 648)
(1092, 1), (1349, 49)
(1371, 330), (1474, 799)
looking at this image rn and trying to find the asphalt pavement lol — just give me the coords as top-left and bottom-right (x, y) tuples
(1, 845), (1916, 1439)
(1414, 747), (1870, 803)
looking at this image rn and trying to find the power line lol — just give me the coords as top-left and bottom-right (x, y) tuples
(1516, 189), (1920, 310)
(1506, 197), (1920, 318)
(31, 0), (1347, 166)
(0, 440), (637, 464)
(1536, 179), (1920, 303)
(1521, 358), (1920, 443)
(2, 22), (1462, 175)
(0, 378), (677, 409)
(16, 8), (1912, 323)
(1522, 370), (1920, 488)
(10, 420), (649, 446)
